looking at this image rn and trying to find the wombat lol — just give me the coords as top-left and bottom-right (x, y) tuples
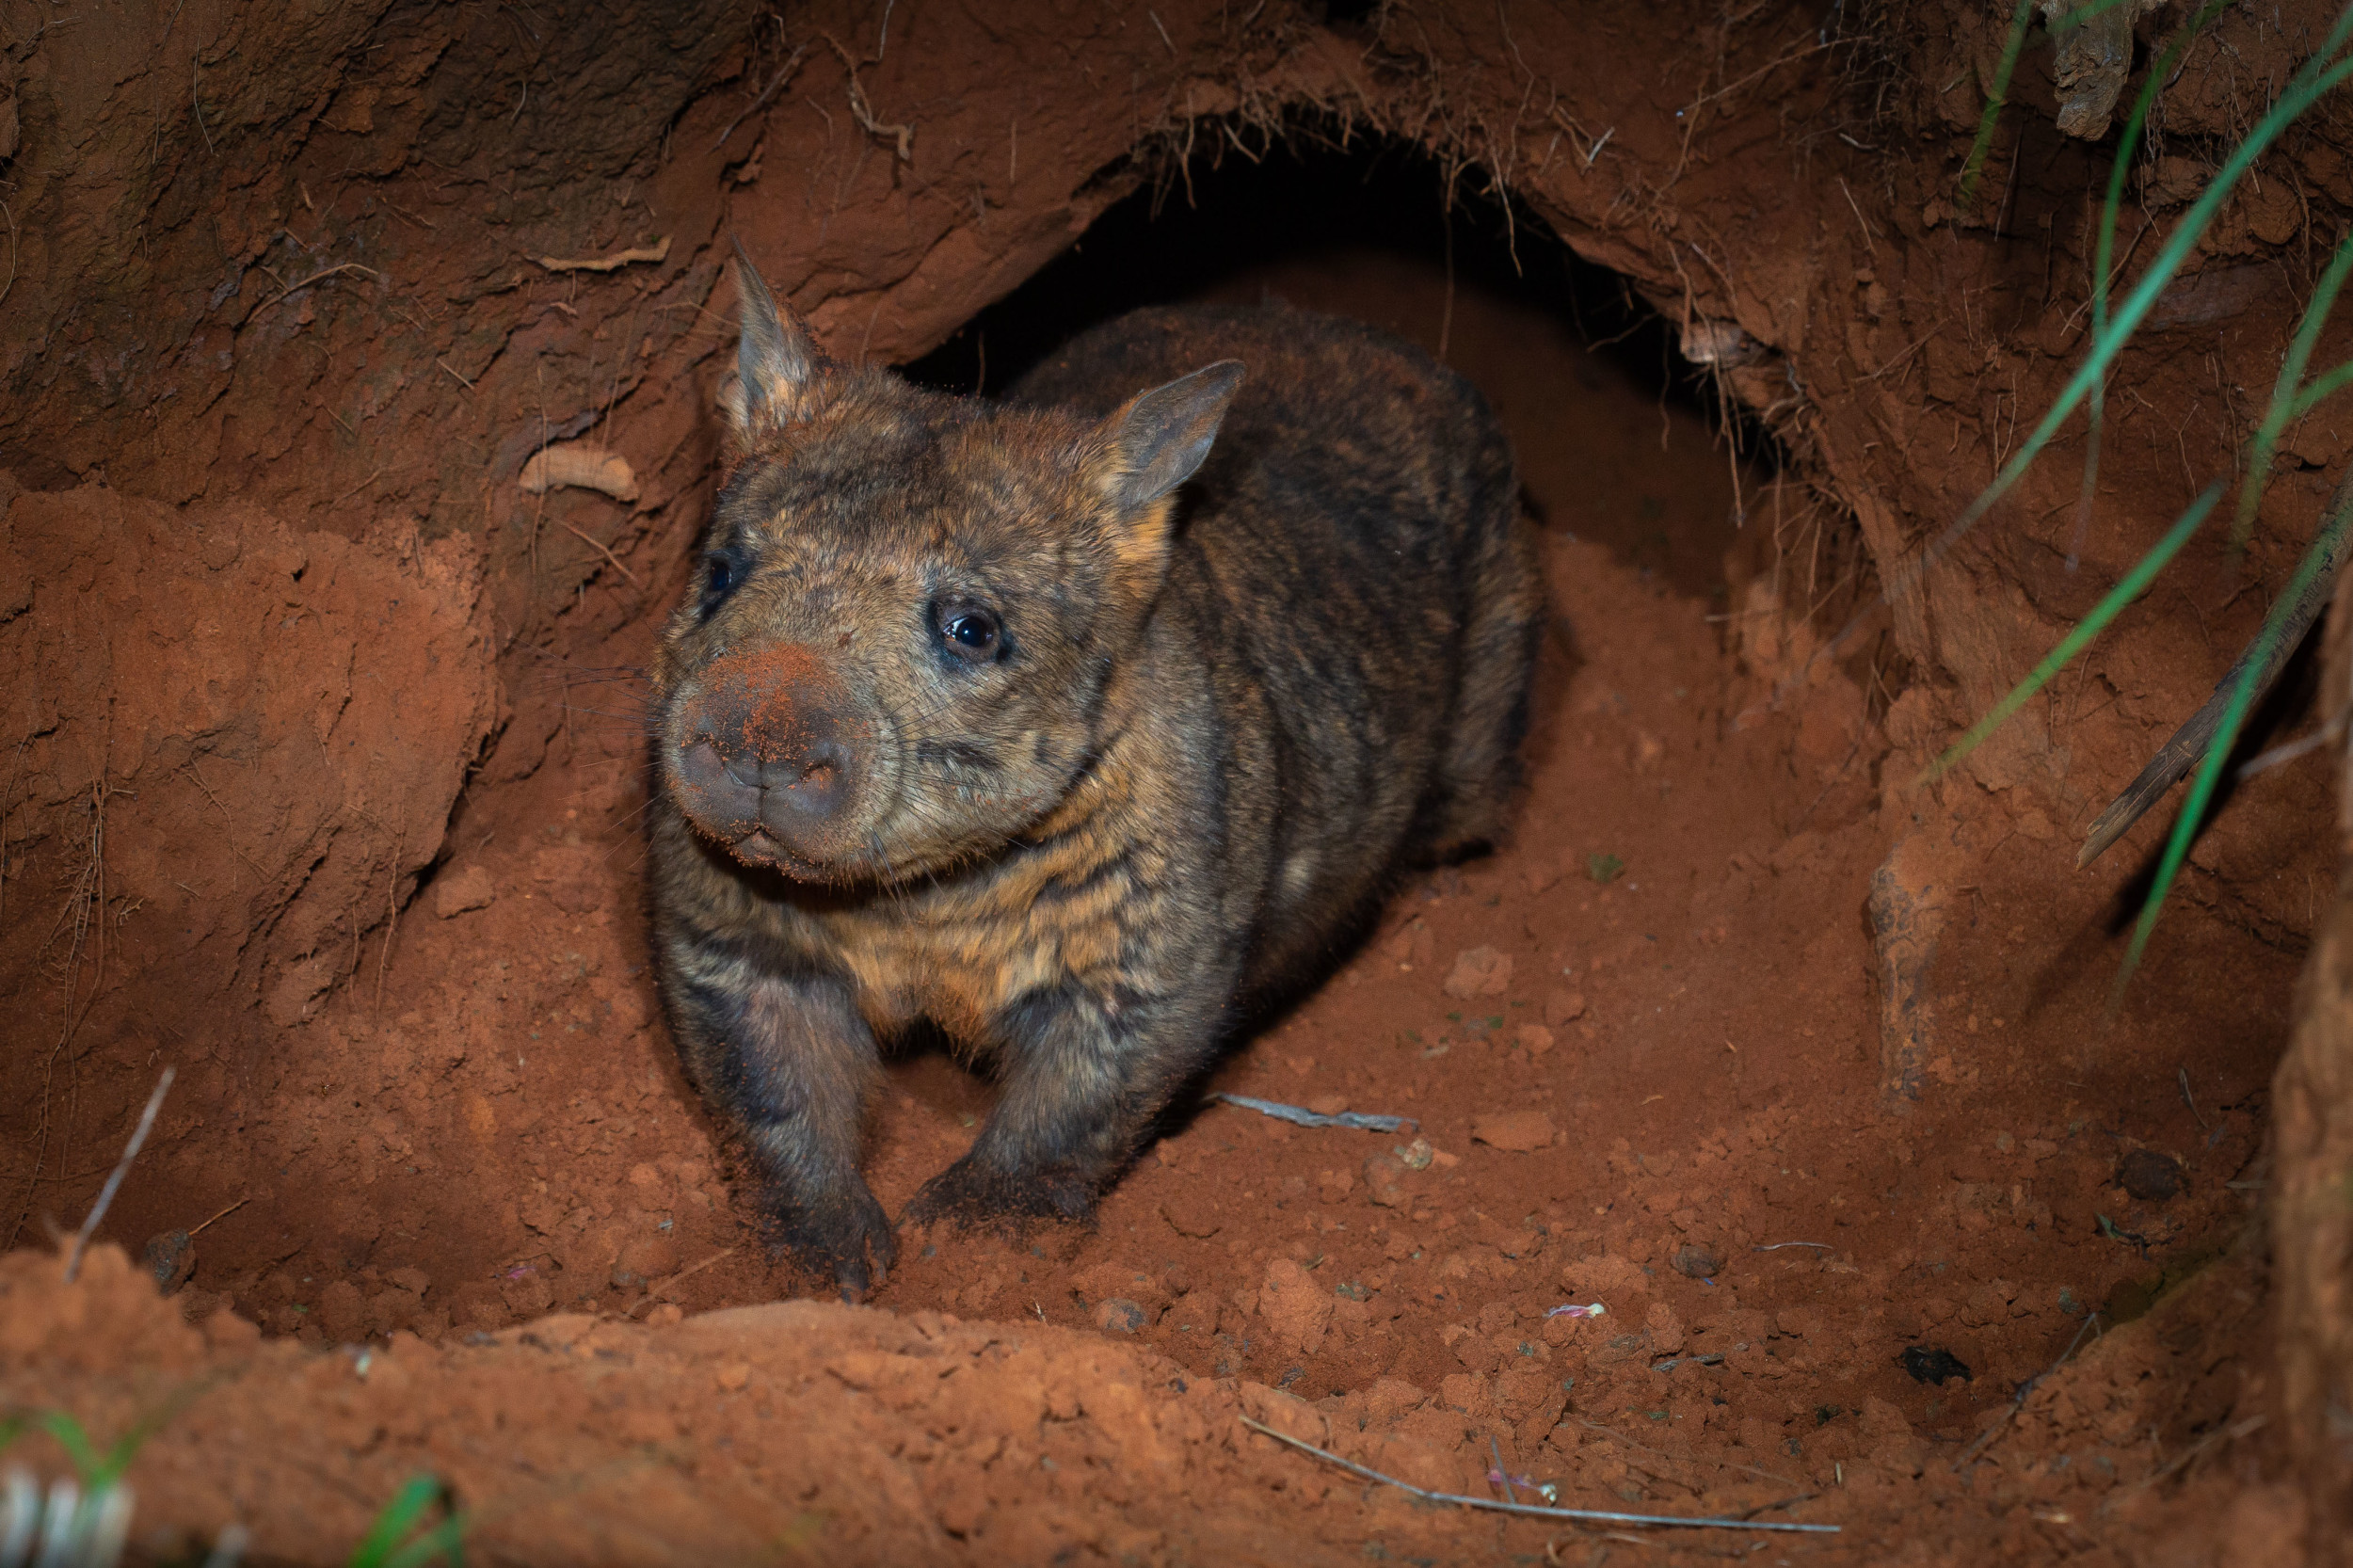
(648, 248), (1542, 1297)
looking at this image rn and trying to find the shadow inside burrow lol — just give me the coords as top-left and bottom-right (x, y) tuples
(877, 128), (1758, 1188)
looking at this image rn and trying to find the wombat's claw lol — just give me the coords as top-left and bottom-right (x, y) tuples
(774, 1192), (896, 1303)
(902, 1157), (1094, 1233)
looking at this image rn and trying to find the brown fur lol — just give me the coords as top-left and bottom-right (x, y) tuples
(647, 249), (1541, 1297)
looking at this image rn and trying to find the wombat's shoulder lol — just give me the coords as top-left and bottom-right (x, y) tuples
(1004, 304), (1489, 439)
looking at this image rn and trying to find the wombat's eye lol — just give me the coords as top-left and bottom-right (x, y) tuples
(934, 600), (1002, 663)
(698, 549), (742, 617)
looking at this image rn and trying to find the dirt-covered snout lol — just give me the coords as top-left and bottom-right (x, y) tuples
(654, 246), (1246, 887)
(664, 644), (886, 874)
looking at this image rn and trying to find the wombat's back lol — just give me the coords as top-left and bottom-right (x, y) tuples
(1010, 305), (1541, 989)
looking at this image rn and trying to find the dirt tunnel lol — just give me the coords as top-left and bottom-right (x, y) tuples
(5, 1), (2353, 1562)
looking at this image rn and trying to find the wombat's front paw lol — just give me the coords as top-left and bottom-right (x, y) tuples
(772, 1185), (898, 1303)
(902, 1154), (1095, 1234)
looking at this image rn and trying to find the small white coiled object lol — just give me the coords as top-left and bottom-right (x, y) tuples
(0, 1468), (133, 1568)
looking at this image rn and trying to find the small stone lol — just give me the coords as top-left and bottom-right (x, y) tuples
(1093, 1298), (1148, 1335)
(1899, 1345), (1973, 1385)
(431, 864), (496, 920)
(1671, 1242), (1723, 1280)
(1470, 1111), (1555, 1153)
(715, 1362), (752, 1392)
(263, 954), (334, 1029)
(531, 846), (605, 914)
(1362, 1150), (1413, 1208)
(1257, 1259), (1334, 1352)
(1543, 988), (1587, 1026)
(612, 1232), (682, 1289)
(143, 1230), (196, 1294)
(1443, 946), (1513, 999)
(2117, 1149), (2184, 1203)
(1160, 1189), (1223, 1239)
(1513, 1023), (1556, 1055)
(318, 1278), (367, 1341)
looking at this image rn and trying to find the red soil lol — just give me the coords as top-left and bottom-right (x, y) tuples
(4, 0), (2345, 1559)
(5, 248), (2323, 1562)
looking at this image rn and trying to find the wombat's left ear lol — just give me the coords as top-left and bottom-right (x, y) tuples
(1094, 360), (1246, 517)
(728, 238), (825, 441)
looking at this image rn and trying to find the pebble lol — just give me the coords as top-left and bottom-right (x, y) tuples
(1671, 1242), (1723, 1280)
(1443, 946), (1513, 999)
(1093, 1298), (1148, 1335)
(2117, 1149), (2184, 1203)
(143, 1230), (196, 1294)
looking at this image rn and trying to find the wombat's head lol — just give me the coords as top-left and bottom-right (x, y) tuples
(653, 249), (1242, 885)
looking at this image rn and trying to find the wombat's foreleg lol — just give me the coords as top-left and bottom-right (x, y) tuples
(903, 984), (1208, 1229)
(666, 953), (893, 1298)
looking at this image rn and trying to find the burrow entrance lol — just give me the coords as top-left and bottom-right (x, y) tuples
(49, 120), (2283, 1453)
(0, 8), (2332, 1548)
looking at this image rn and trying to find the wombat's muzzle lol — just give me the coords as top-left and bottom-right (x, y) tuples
(666, 645), (880, 872)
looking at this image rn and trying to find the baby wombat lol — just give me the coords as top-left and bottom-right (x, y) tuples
(649, 248), (1541, 1297)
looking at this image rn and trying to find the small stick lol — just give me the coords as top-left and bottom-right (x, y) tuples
(712, 42), (809, 152)
(1751, 1241), (1832, 1252)
(1209, 1093), (1415, 1133)
(2079, 472), (2353, 868)
(2179, 1067), (2210, 1131)
(2100, 1413), (2265, 1515)
(271, 262), (382, 303)
(659, 1246), (736, 1293)
(624, 1246), (739, 1317)
(1953, 1312), (2103, 1470)
(1237, 1417), (1837, 1534)
(559, 521), (642, 586)
(187, 1196), (248, 1237)
(64, 1067), (173, 1283)
(332, 467), (384, 506)
(1490, 1434), (1517, 1505)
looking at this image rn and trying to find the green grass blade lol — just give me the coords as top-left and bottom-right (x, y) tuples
(1923, 21), (2353, 590)
(2291, 357), (2353, 418)
(2049, 0), (2141, 28)
(2121, 491), (2353, 985)
(348, 1476), (447, 1568)
(1920, 482), (2221, 784)
(2076, 1), (2233, 565)
(31, 1413), (100, 1480)
(384, 1515), (471, 1568)
(2237, 228), (2353, 547)
(1960, 0), (2040, 212)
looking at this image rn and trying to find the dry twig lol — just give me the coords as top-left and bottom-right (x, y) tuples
(1238, 1417), (1835, 1534)
(64, 1067), (174, 1284)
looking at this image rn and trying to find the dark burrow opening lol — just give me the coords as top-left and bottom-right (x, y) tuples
(904, 132), (1765, 603)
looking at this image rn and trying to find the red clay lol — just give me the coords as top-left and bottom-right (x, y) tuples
(2, 1), (2341, 1559)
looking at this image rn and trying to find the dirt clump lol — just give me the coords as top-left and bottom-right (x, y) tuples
(1, 480), (497, 1244)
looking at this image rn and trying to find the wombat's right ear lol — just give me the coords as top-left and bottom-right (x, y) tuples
(728, 239), (824, 441)
(1093, 360), (1246, 516)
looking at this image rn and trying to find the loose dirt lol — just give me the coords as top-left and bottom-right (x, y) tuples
(5, 244), (2325, 1562)
(4, 0), (2346, 1560)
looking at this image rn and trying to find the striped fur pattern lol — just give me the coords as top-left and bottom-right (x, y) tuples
(648, 255), (1541, 1297)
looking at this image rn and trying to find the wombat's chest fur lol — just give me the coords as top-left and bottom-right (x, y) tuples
(649, 268), (1540, 1297)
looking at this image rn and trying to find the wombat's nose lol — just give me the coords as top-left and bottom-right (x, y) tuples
(669, 647), (872, 866)
(749, 721), (855, 824)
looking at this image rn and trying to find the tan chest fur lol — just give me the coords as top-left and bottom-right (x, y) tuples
(815, 746), (1164, 1044)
